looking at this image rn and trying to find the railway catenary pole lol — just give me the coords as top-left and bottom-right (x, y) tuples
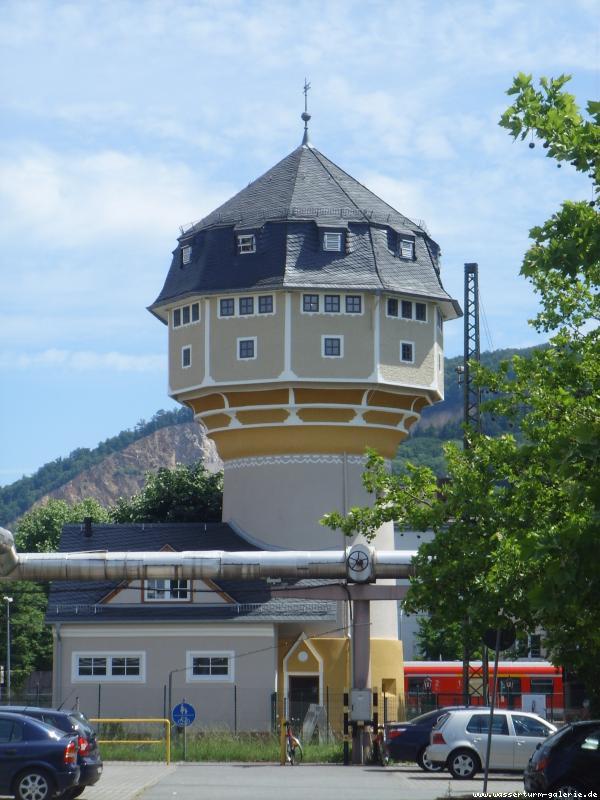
(0, 528), (415, 764)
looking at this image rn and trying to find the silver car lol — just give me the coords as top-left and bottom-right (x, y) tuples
(425, 708), (557, 779)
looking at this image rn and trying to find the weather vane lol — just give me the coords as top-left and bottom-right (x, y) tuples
(301, 78), (312, 145)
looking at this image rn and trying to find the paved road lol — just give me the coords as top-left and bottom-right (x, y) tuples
(136, 763), (525, 800)
(75, 762), (175, 800)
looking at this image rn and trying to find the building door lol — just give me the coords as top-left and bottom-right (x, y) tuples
(288, 675), (319, 728)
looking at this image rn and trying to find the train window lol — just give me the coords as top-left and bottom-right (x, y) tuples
(499, 678), (521, 696)
(530, 678), (554, 695)
(407, 677), (433, 695)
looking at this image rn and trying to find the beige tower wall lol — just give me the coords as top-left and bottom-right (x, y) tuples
(222, 454), (398, 639)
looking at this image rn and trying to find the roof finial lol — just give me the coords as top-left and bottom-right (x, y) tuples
(301, 78), (312, 146)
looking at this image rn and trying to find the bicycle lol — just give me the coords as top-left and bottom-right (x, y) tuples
(368, 725), (389, 767)
(285, 721), (303, 765)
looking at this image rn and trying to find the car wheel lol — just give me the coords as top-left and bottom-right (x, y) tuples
(14, 769), (53, 800)
(417, 747), (444, 772)
(448, 748), (480, 779)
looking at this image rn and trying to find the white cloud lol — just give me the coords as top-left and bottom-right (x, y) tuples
(0, 349), (165, 372)
(0, 147), (234, 246)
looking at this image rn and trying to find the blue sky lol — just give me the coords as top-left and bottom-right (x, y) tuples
(0, 0), (598, 487)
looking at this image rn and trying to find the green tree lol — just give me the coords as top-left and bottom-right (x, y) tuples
(1, 498), (109, 691)
(323, 74), (600, 712)
(110, 463), (223, 523)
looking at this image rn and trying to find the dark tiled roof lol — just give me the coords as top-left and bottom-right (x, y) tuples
(149, 144), (460, 318)
(46, 523), (336, 623)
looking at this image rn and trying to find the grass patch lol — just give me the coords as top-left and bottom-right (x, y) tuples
(99, 731), (344, 763)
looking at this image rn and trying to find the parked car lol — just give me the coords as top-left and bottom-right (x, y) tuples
(0, 710), (79, 800)
(3, 706), (103, 799)
(524, 720), (600, 796)
(426, 708), (556, 779)
(385, 706), (473, 771)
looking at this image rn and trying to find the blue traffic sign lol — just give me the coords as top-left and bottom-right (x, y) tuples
(172, 701), (196, 727)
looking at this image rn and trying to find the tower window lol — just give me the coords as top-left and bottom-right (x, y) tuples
(258, 295), (273, 314)
(220, 298), (234, 317)
(322, 336), (343, 358)
(437, 307), (443, 332)
(400, 341), (414, 363)
(303, 294), (319, 312)
(182, 305), (190, 325)
(239, 297), (254, 315)
(237, 234), (256, 254)
(173, 308), (182, 328)
(387, 298), (398, 318)
(400, 239), (415, 259)
(415, 302), (427, 322)
(401, 300), (412, 319)
(181, 245), (192, 265)
(346, 295), (362, 314)
(172, 303), (200, 327)
(181, 346), (192, 368)
(323, 232), (342, 251)
(324, 294), (340, 313)
(238, 338), (256, 360)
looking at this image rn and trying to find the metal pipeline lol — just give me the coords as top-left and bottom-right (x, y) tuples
(0, 527), (416, 582)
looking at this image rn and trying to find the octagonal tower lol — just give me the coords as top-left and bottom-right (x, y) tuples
(150, 133), (460, 639)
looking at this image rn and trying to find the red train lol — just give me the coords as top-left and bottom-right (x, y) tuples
(404, 661), (564, 719)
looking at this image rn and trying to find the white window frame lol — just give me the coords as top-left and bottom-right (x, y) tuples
(401, 300), (413, 320)
(144, 578), (191, 602)
(237, 234), (256, 254)
(172, 303), (200, 328)
(386, 297), (399, 318)
(218, 297), (235, 318)
(415, 302), (427, 323)
(181, 245), (192, 265)
(72, 651), (146, 683)
(324, 294), (341, 314)
(399, 238), (415, 259)
(345, 295), (362, 314)
(302, 294), (320, 313)
(400, 340), (415, 364)
(186, 650), (234, 683)
(238, 296), (255, 316)
(181, 345), (192, 369)
(323, 232), (342, 252)
(237, 337), (257, 361)
(322, 335), (344, 358)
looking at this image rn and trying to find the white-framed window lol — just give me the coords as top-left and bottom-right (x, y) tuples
(322, 335), (343, 358)
(345, 295), (362, 314)
(415, 302), (427, 322)
(401, 300), (413, 319)
(181, 245), (192, 265)
(73, 652), (145, 683)
(258, 295), (273, 314)
(400, 341), (414, 363)
(436, 307), (443, 332)
(324, 294), (340, 313)
(172, 302), (200, 328)
(145, 579), (190, 601)
(182, 345), (192, 368)
(239, 296), (254, 315)
(186, 651), (234, 682)
(323, 232), (342, 251)
(219, 298), (235, 317)
(387, 298), (399, 318)
(237, 234), (256, 254)
(399, 238), (415, 259)
(302, 294), (319, 313)
(238, 337), (257, 360)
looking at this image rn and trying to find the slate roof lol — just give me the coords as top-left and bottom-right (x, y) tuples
(149, 143), (461, 320)
(46, 523), (336, 623)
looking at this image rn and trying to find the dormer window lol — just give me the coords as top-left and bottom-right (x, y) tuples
(400, 239), (415, 259)
(181, 245), (192, 265)
(323, 232), (342, 252)
(237, 234), (256, 254)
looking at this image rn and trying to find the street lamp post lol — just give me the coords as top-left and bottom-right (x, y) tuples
(3, 596), (13, 702)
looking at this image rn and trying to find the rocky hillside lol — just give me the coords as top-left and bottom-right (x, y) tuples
(33, 422), (221, 511)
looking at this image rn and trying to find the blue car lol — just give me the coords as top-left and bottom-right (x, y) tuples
(0, 711), (80, 800)
(385, 706), (473, 771)
(3, 706), (102, 798)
